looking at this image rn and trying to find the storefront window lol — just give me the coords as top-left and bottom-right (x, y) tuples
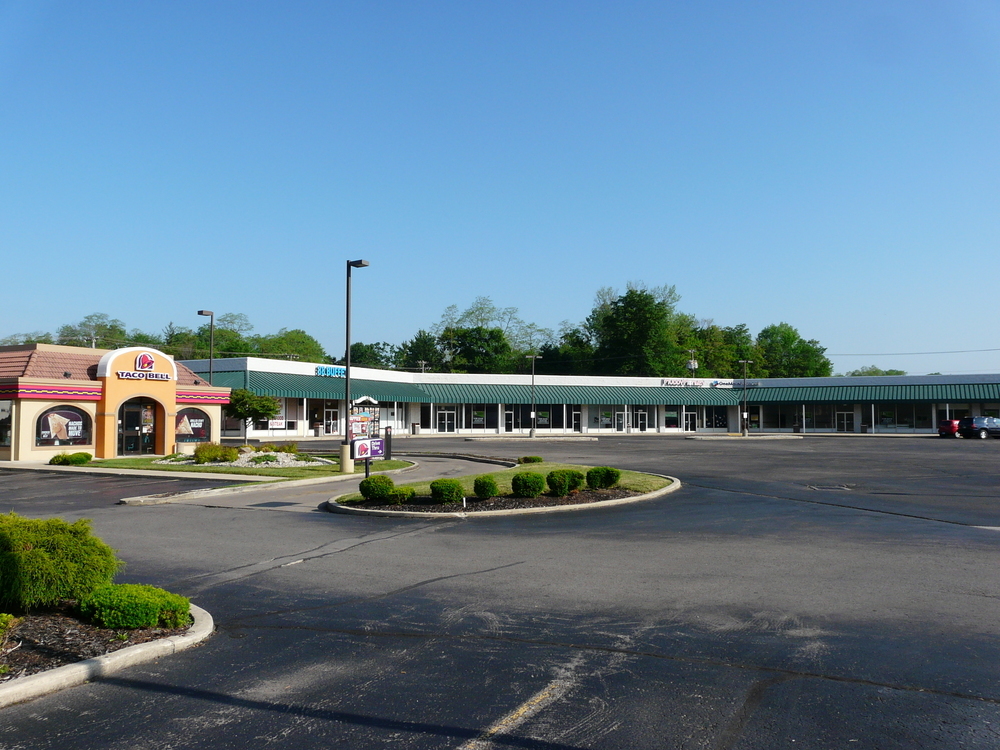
(176, 408), (211, 443)
(663, 407), (681, 429)
(36, 406), (92, 446)
(0, 401), (11, 447)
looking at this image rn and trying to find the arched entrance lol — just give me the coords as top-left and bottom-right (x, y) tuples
(118, 398), (159, 455)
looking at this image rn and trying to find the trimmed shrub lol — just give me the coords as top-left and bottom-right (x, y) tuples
(511, 472), (546, 498)
(473, 475), (499, 499)
(0, 513), (123, 610)
(256, 442), (297, 454)
(388, 487), (416, 505)
(193, 443), (239, 464)
(275, 443), (298, 454)
(517, 456), (543, 464)
(294, 453), (317, 462)
(250, 454), (278, 464)
(430, 478), (464, 504)
(586, 466), (621, 489)
(48, 452), (92, 466)
(79, 583), (191, 629)
(546, 469), (586, 497)
(359, 475), (395, 501)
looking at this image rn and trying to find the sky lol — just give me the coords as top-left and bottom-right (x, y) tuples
(2, 1), (998, 375)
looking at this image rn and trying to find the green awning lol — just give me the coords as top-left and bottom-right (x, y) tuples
(746, 384), (1000, 403)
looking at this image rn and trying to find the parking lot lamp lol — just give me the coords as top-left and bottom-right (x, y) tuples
(526, 355), (541, 438)
(739, 359), (753, 437)
(197, 310), (214, 386)
(341, 259), (369, 473)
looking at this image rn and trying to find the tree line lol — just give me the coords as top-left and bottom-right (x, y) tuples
(0, 286), (905, 378)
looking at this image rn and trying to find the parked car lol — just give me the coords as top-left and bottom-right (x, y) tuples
(938, 419), (961, 438)
(957, 416), (1000, 439)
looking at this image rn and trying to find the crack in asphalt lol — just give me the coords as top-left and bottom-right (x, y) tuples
(224, 561), (528, 625)
(712, 674), (796, 750)
(682, 480), (993, 528)
(217, 624), (1000, 707)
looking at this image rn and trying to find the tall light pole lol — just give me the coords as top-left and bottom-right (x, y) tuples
(197, 310), (214, 386)
(341, 259), (369, 474)
(739, 359), (753, 437)
(526, 354), (541, 438)
(686, 349), (698, 376)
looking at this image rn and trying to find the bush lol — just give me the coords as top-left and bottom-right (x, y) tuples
(518, 456), (543, 464)
(0, 513), (123, 610)
(79, 583), (191, 629)
(388, 487), (415, 505)
(546, 469), (586, 497)
(250, 454), (278, 464)
(430, 478), (464, 504)
(193, 443), (239, 464)
(0, 613), (16, 641)
(275, 443), (298, 454)
(359, 475), (395, 501)
(256, 442), (297, 454)
(511, 472), (546, 498)
(586, 466), (621, 489)
(48, 452), (92, 466)
(294, 453), (317, 462)
(473, 475), (499, 499)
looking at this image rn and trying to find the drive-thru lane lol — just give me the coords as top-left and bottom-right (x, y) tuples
(1, 437), (998, 749)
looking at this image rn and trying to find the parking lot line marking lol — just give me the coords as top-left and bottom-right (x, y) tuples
(457, 657), (582, 749)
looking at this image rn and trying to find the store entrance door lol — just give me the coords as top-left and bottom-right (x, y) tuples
(324, 408), (338, 435)
(118, 399), (157, 456)
(836, 412), (855, 432)
(615, 412), (627, 432)
(437, 410), (456, 433)
(684, 412), (697, 431)
(504, 411), (514, 432)
(634, 412), (647, 432)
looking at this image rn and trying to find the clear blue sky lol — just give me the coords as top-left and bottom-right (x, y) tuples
(2, 1), (998, 374)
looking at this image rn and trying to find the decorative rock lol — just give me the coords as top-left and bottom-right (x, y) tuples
(238, 445), (255, 454)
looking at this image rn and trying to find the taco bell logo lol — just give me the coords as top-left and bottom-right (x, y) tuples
(116, 351), (170, 381)
(135, 353), (156, 371)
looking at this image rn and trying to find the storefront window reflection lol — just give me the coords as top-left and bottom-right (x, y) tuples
(176, 408), (211, 443)
(36, 406), (92, 446)
(0, 401), (11, 447)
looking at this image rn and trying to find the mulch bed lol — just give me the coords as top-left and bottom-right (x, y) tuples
(343, 487), (640, 513)
(1, 602), (189, 683)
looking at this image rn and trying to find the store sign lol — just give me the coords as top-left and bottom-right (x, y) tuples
(268, 419), (286, 429)
(352, 438), (385, 459)
(349, 412), (372, 440)
(117, 352), (171, 381)
(316, 365), (346, 377)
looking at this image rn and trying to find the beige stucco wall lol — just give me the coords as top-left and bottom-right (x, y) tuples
(11, 397), (99, 462)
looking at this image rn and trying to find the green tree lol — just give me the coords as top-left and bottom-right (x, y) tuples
(347, 342), (398, 368)
(254, 329), (327, 362)
(590, 288), (682, 376)
(756, 323), (833, 377)
(438, 326), (512, 373)
(56, 314), (127, 349)
(0, 331), (54, 345)
(224, 389), (281, 444)
(394, 330), (442, 372)
(842, 365), (907, 376)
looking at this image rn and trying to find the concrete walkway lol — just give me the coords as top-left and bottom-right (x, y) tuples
(119, 454), (510, 513)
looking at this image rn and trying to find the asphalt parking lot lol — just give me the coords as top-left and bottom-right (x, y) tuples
(2, 435), (999, 749)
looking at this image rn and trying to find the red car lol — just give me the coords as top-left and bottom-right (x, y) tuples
(938, 419), (961, 438)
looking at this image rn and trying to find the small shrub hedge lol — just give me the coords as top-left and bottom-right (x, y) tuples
(586, 466), (621, 489)
(511, 472), (546, 498)
(0, 613), (16, 640)
(389, 487), (416, 505)
(546, 469), (586, 497)
(517, 456), (543, 464)
(48, 452), (93, 466)
(193, 443), (240, 464)
(79, 583), (191, 629)
(256, 443), (298, 454)
(250, 453), (278, 464)
(359, 475), (395, 501)
(430, 478), (464, 504)
(0, 513), (123, 610)
(473, 475), (499, 499)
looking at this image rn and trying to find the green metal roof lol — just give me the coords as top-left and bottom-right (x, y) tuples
(746, 384), (1000, 403)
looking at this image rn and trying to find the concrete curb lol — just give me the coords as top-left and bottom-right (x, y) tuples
(119, 461), (420, 505)
(323, 474), (681, 519)
(464, 436), (599, 442)
(0, 464), (277, 482)
(687, 435), (804, 441)
(0, 603), (214, 709)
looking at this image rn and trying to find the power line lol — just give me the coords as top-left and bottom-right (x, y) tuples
(830, 347), (1000, 357)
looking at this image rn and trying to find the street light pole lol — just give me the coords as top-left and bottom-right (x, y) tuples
(341, 259), (369, 474)
(525, 355), (541, 438)
(739, 359), (753, 437)
(197, 310), (214, 386)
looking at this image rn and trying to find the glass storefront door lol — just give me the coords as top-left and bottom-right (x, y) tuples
(615, 412), (627, 432)
(118, 399), (157, 456)
(437, 410), (456, 432)
(836, 412), (855, 432)
(684, 411), (697, 431)
(324, 408), (339, 435)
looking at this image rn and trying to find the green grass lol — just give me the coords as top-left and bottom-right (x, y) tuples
(339, 461), (670, 503)
(89, 456), (412, 479)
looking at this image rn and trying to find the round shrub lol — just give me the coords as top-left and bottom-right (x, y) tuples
(79, 583), (191, 629)
(546, 469), (586, 497)
(250, 453), (278, 464)
(359, 475), (395, 501)
(389, 487), (416, 505)
(0, 513), (123, 610)
(474, 475), (499, 499)
(511, 472), (546, 498)
(48, 452), (92, 466)
(430, 478), (464, 504)
(194, 443), (238, 464)
(517, 456), (543, 464)
(586, 466), (621, 489)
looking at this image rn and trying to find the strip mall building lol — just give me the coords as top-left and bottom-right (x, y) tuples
(0, 344), (229, 462)
(179, 355), (1000, 440)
